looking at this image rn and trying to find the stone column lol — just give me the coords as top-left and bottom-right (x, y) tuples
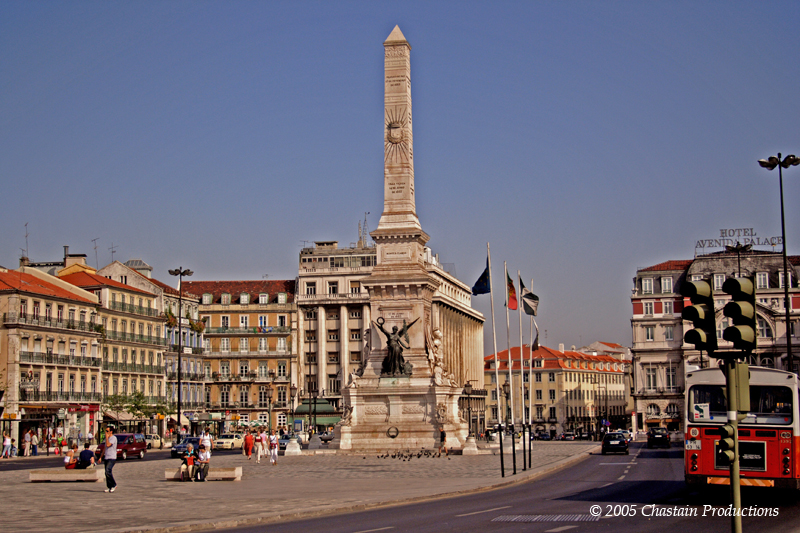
(340, 304), (349, 386)
(317, 306), (326, 394)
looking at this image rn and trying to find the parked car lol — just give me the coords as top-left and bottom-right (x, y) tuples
(95, 433), (147, 460)
(647, 427), (671, 449)
(601, 432), (629, 455)
(145, 434), (163, 449)
(278, 434), (302, 450)
(214, 433), (244, 450)
(562, 432), (575, 441)
(171, 437), (202, 458)
(319, 431), (335, 443)
(580, 432), (591, 440)
(534, 432), (551, 441)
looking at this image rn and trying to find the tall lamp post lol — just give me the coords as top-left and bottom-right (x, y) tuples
(289, 384), (298, 435)
(759, 153), (799, 373)
(168, 267), (193, 437)
(502, 380), (516, 475)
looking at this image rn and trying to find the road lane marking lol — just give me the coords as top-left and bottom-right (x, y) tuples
(456, 506), (511, 517)
(545, 527), (578, 532)
(599, 482), (614, 488)
(352, 528), (394, 533)
(599, 463), (637, 465)
(618, 475), (626, 480)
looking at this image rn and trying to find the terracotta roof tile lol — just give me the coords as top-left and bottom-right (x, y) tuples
(640, 260), (693, 272)
(60, 272), (156, 296)
(182, 280), (296, 305)
(484, 345), (624, 372)
(0, 271), (96, 304)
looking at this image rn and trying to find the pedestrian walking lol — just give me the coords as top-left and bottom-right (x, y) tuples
(254, 428), (264, 464)
(438, 426), (448, 456)
(243, 430), (254, 460)
(200, 429), (213, 454)
(102, 426), (118, 493)
(268, 429), (278, 466)
(31, 431), (39, 456)
(2, 432), (12, 458)
(23, 429), (32, 456)
(87, 430), (93, 445)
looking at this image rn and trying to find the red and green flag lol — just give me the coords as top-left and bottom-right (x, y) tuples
(506, 271), (517, 310)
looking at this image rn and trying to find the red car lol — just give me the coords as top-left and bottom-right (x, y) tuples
(95, 433), (147, 460)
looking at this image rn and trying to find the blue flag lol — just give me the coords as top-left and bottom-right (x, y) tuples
(472, 258), (490, 295)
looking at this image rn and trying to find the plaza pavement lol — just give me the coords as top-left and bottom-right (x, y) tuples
(1, 441), (598, 533)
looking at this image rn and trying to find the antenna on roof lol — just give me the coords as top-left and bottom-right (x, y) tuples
(24, 222), (29, 258)
(109, 242), (118, 262)
(91, 238), (100, 269)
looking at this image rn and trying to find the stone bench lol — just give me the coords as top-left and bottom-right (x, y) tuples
(30, 468), (104, 483)
(164, 466), (241, 481)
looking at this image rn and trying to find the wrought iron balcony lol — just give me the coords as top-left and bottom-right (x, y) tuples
(19, 352), (102, 368)
(106, 301), (161, 318)
(204, 326), (291, 335)
(4, 313), (100, 334)
(20, 391), (102, 402)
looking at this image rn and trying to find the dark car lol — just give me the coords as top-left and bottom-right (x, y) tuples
(601, 432), (629, 455)
(535, 432), (551, 441)
(647, 428), (671, 448)
(171, 437), (202, 458)
(278, 434), (302, 450)
(95, 433), (147, 461)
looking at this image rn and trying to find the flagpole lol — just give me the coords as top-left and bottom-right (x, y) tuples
(529, 286), (534, 469)
(487, 244), (504, 477)
(517, 270), (525, 470)
(504, 261), (516, 475)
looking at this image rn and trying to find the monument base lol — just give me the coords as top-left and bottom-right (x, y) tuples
(337, 376), (467, 452)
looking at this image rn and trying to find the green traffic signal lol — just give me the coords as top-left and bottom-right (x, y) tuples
(680, 279), (718, 353)
(722, 276), (757, 351)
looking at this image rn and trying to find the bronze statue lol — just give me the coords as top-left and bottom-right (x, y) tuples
(375, 317), (418, 376)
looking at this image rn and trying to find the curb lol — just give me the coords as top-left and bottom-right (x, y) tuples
(108, 445), (600, 533)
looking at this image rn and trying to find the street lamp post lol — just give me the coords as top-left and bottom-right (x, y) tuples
(168, 267), (193, 437)
(759, 153), (799, 373)
(502, 380), (516, 475)
(289, 384), (298, 435)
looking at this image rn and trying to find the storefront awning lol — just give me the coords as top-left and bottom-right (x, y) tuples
(307, 416), (340, 426)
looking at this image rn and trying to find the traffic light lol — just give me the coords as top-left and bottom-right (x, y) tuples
(722, 276), (757, 352)
(717, 423), (736, 464)
(681, 278), (718, 354)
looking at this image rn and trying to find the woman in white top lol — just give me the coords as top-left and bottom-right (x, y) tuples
(1, 433), (11, 458)
(196, 445), (211, 481)
(268, 429), (279, 466)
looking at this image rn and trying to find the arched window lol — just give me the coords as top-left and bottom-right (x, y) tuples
(665, 404), (680, 418)
(646, 404), (661, 417)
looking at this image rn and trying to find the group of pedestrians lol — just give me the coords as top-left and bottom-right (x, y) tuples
(243, 428), (278, 465)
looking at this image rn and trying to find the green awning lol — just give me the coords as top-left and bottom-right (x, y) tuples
(306, 416), (340, 425)
(294, 398), (337, 414)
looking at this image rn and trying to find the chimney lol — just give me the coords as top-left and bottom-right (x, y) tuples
(64, 246), (69, 263)
(19, 256), (30, 267)
(558, 343), (564, 352)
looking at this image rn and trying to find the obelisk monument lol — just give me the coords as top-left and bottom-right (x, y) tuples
(337, 26), (467, 451)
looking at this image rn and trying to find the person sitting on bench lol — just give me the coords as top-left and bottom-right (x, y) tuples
(76, 443), (96, 469)
(196, 444), (211, 481)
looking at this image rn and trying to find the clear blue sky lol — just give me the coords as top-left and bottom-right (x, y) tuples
(2, 1), (798, 352)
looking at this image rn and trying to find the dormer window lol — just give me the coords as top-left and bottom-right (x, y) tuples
(259, 293), (268, 305)
(221, 293), (231, 305)
(202, 293), (212, 305)
(240, 293), (250, 305)
(278, 293), (287, 304)
(642, 278), (653, 295)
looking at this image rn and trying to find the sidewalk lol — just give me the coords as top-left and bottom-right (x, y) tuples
(0, 442), (598, 533)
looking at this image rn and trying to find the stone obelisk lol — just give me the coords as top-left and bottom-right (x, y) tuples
(336, 27), (467, 451)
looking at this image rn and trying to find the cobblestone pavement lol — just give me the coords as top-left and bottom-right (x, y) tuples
(1, 442), (597, 533)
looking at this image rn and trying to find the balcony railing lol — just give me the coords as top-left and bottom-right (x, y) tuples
(167, 345), (205, 355)
(166, 372), (206, 382)
(19, 352), (102, 368)
(204, 326), (291, 335)
(4, 313), (100, 334)
(104, 331), (167, 346)
(20, 391), (102, 402)
(102, 362), (164, 374)
(106, 301), (161, 318)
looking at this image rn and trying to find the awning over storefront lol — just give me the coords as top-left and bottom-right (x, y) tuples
(308, 416), (340, 426)
(104, 412), (137, 422)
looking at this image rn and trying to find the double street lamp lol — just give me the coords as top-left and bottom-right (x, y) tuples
(289, 384), (298, 434)
(758, 153), (799, 373)
(463, 381), (473, 438)
(168, 267), (193, 436)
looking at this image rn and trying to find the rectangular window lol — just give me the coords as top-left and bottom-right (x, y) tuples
(239, 338), (248, 352)
(202, 294), (212, 305)
(328, 352), (340, 363)
(328, 282), (338, 295)
(240, 315), (249, 328)
(646, 367), (657, 391)
(536, 389), (542, 400)
(305, 282), (316, 295)
(277, 361), (287, 377)
(645, 326), (654, 341)
(548, 372), (555, 382)
(240, 293), (250, 305)
(221, 316), (230, 328)
(278, 293), (287, 304)
(278, 315), (286, 327)
(549, 407), (556, 419)
(549, 389), (556, 401)
(328, 374), (340, 394)
(327, 330), (339, 341)
(643, 302), (654, 315)
(305, 331), (317, 342)
(349, 310), (362, 319)
(277, 338), (287, 352)
(666, 367), (676, 391)
(350, 281), (360, 294)
(714, 274), (725, 291)
(663, 301), (673, 315)
(259, 315), (268, 328)
(221, 293), (231, 305)
(661, 277), (673, 294)
(535, 373), (542, 383)
(350, 329), (361, 341)
(664, 325), (674, 341)
(220, 361), (231, 376)
(350, 351), (361, 363)
(239, 361), (249, 376)
(642, 278), (653, 295)
(757, 272), (769, 289)
(220, 338), (230, 352)
(779, 272), (792, 289)
(258, 338), (268, 352)
(259, 293), (269, 305)
(305, 310), (317, 320)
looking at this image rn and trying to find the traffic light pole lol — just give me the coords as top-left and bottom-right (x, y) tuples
(724, 360), (742, 533)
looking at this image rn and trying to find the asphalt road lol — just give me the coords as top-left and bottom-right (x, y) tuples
(207, 442), (800, 533)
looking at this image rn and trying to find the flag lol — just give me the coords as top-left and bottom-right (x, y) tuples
(506, 271), (517, 310)
(471, 258), (490, 295)
(519, 277), (539, 316)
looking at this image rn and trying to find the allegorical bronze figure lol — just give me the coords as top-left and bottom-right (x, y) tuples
(375, 316), (418, 376)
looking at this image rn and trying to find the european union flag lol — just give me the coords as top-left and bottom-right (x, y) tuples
(471, 258), (491, 295)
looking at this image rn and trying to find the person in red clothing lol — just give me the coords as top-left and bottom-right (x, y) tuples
(243, 430), (254, 460)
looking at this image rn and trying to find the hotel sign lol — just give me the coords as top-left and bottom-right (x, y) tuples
(695, 228), (782, 250)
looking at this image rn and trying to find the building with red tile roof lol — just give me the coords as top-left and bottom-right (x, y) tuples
(0, 268), (101, 443)
(483, 344), (627, 437)
(631, 249), (799, 433)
